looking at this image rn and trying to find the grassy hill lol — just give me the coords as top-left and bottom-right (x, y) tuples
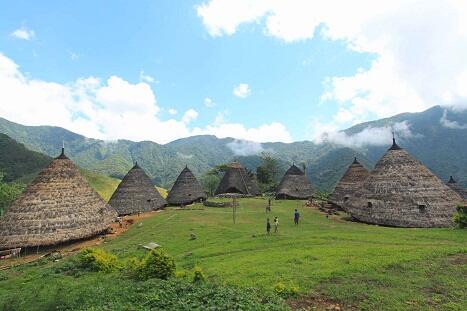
(1, 105), (466, 192)
(0, 199), (465, 310)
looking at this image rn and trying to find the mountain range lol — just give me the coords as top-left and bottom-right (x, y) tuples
(0, 105), (465, 191)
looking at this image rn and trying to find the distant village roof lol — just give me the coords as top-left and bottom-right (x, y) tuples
(329, 157), (369, 208)
(446, 176), (467, 199)
(0, 148), (117, 250)
(346, 140), (463, 228)
(167, 166), (206, 206)
(108, 162), (166, 215)
(215, 162), (257, 196)
(276, 164), (315, 199)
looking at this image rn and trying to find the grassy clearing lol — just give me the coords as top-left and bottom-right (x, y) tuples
(0, 198), (465, 310)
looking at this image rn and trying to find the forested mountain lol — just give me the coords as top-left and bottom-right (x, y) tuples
(0, 105), (465, 191)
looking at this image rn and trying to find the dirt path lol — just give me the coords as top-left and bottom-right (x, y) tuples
(0, 210), (162, 270)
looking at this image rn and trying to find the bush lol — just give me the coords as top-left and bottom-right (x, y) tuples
(77, 248), (120, 272)
(192, 266), (206, 283)
(136, 248), (176, 280)
(274, 281), (299, 298)
(454, 205), (467, 228)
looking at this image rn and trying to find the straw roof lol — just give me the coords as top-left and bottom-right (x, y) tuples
(446, 176), (467, 199)
(275, 164), (315, 199)
(329, 157), (369, 208)
(0, 148), (117, 250)
(215, 162), (257, 196)
(167, 166), (206, 206)
(346, 139), (463, 227)
(108, 162), (166, 215)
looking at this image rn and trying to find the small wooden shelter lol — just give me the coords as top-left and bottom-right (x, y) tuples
(167, 166), (206, 206)
(215, 162), (257, 196)
(329, 157), (369, 208)
(275, 164), (314, 199)
(108, 162), (166, 215)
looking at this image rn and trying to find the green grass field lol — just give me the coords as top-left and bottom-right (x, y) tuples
(0, 198), (465, 310)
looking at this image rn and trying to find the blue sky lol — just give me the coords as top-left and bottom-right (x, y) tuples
(0, 1), (466, 144)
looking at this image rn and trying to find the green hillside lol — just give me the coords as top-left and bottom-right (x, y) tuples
(0, 199), (465, 310)
(1, 105), (466, 191)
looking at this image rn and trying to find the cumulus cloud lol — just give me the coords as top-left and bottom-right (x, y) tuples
(197, 0), (467, 128)
(204, 97), (216, 107)
(226, 139), (264, 156)
(139, 70), (156, 83)
(10, 26), (35, 40)
(168, 108), (178, 115)
(312, 121), (417, 148)
(0, 53), (292, 144)
(233, 83), (251, 98)
(440, 109), (467, 129)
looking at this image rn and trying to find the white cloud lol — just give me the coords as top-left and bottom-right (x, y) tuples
(181, 109), (199, 124)
(226, 139), (264, 156)
(0, 53), (291, 143)
(197, 0), (467, 129)
(168, 108), (178, 115)
(139, 70), (156, 83)
(440, 109), (467, 129)
(10, 26), (35, 40)
(233, 83), (251, 98)
(312, 121), (418, 148)
(204, 97), (216, 107)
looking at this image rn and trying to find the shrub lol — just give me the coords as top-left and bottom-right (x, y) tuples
(136, 248), (176, 280)
(77, 248), (120, 272)
(192, 266), (206, 283)
(454, 205), (467, 228)
(274, 281), (299, 298)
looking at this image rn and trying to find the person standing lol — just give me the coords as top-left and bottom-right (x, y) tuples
(266, 218), (271, 235)
(294, 209), (300, 225)
(274, 216), (279, 233)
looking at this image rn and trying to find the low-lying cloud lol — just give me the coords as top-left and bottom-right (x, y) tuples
(227, 139), (264, 156)
(313, 121), (417, 148)
(440, 109), (467, 129)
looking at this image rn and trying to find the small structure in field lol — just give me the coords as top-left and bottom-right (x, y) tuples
(329, 157), (369, 208)
(446, 176), (467, 199)
(108, 162), (166, 215)
(0, 148), (117, 250)
(275, 164), (315, 199)
(215, 162), (257, 196)
(346, 138), (463, 228)
(167, 166), (206, 206)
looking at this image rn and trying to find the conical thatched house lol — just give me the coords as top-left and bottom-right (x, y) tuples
(0, 148), (117, 250)
(275, 164), (315, 199)
(167, 166), (206, 206)
(446, 176), (467, 199)
(346, 139), (463, 228)
(329, 158), (370, 208)
(215, 162), (257, 196)
(108, 162), (166, 215)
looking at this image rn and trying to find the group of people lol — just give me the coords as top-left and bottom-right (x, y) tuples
(265, 203), (300, 235)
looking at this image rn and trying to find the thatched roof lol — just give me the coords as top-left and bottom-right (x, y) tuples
(346, 139), (463, 228)
(329, 157), (369, 207)
(215, 162), (257, 196)
(108, 162), (166, 215)
(0, 148), (117, 250)
(275, 164), (315, 199)
(446, 176), (467, 199)
(167, 166), (206, 205)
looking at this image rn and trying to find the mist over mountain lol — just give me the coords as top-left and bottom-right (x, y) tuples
(0, 105), (465, 191)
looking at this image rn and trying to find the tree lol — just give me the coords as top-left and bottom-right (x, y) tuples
(0, 173), (25, 216)
(256, 153), (279, 193)
(201, 172), (220, 197)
